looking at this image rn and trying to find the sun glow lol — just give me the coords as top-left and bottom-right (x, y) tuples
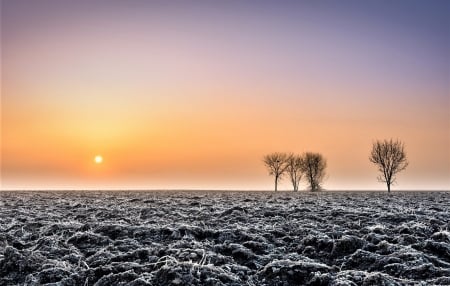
(94, 155), (103, 164)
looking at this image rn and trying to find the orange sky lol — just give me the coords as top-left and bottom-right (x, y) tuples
(1, 1), (449, 190)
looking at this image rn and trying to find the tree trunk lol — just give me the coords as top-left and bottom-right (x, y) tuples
(387, 183), (391, 192)
(275, 176), (278, 192)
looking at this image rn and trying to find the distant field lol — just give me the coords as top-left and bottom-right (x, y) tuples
(0, 191), (449, 285)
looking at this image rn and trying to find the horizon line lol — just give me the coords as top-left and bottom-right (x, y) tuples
(1, 188), (449, 192)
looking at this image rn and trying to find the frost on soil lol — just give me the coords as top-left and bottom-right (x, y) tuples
(0, 191), (449, 285)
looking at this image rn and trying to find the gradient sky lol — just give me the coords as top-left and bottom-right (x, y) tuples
(1, 0), (449, 190)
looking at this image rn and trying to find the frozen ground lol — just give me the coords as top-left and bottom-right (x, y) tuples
(0, 191), (449, 286)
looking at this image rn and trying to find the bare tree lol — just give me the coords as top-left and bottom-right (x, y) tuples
(286, 154), (304, 192)
(263, 152), (289, 191)
(301, 152), (326, 192)
(369, 139), (408, 192)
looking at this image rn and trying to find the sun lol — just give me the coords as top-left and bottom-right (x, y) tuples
(94, 155), (103, 164)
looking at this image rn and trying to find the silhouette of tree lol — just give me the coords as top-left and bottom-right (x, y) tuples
(369, 139), (408, 192)
(286, 154), (304, 192)
(301, 152), (326, 192)
(263, 153), (289, 191)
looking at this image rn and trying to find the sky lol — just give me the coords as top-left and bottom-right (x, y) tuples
(1, 0), (449, 190)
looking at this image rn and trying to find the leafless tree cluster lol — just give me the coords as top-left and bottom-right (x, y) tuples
(370, 139), (408, 192)
(264, 139), (408, 192)
(263, 152), (327, 192)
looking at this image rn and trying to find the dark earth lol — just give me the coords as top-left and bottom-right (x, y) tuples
(0, 191), (449, 285)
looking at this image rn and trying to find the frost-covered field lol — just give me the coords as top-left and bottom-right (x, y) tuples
(0, 191), (449, 285)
